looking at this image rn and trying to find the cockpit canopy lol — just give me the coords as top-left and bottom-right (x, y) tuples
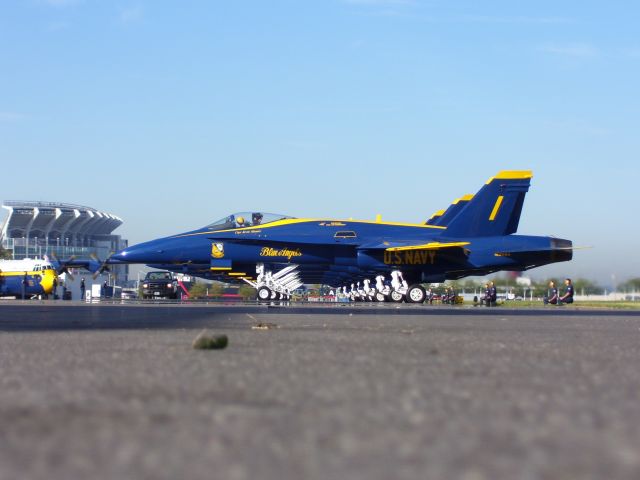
(205, 212), (295, 230)
(33, 264), (54, 272)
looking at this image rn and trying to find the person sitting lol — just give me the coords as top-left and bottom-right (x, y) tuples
(426, 288), (434, 305)
(544, 281), (558, 305)
(560, 278), (574, 304)
(236, 216), (247, 227)
(441, 287), (450, 304)
(446, 287), (457, 304)
(480, 282), (490, 306)
(252, 212), (263, 226)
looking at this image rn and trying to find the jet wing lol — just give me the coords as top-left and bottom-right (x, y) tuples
(358, 241), (470, 251)
(207, 235), (472, 255)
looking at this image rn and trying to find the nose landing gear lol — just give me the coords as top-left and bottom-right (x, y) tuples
(244, 263), (302, 303)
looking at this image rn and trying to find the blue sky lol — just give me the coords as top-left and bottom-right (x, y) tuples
(1, 0), (639, 283)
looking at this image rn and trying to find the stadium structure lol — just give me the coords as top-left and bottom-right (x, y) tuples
(1, 200), (128, 282)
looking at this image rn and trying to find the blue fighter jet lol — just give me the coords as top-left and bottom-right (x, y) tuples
(109, 171), (573, 302)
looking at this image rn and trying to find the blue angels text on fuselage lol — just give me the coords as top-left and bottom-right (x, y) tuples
(109, 171), (575, 302)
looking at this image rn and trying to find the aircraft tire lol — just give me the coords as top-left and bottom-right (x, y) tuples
(270, 290), (278, 300)
(390, 290), (405, 303)
(257, 286), (271, 301)
(374, 291), (386, 302)
(406, 285), (426, 303)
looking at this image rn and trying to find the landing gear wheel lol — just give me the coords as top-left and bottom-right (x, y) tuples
(270, 290), (278, 300)
(257, 286), (271, 301)
(390, 290), (405, 303)
(406, 285), (426, 303)
(374, 291), (387, 302)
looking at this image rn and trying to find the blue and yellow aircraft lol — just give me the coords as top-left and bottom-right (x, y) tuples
(109, 171), (573, 302)
(0, 259), (58, 298)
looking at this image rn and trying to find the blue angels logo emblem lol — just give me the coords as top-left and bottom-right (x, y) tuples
(211, 242), (225, 259)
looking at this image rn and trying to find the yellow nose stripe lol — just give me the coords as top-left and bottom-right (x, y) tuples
(40, 271), (57, 294)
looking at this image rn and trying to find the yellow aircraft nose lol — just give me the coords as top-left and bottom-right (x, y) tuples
(40, 270), (57, 295)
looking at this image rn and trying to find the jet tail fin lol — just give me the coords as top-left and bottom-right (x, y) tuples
(426, 194), (474, 226)
(446, 171), (532, 237)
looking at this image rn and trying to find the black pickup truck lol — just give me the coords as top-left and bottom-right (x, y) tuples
(141, 271), (179, 299)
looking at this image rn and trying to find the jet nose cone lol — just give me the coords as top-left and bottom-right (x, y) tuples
(110, 246), (155, 263)
(109, 245), (151, 264)
(109, 251), (128, 263)
(107, 239), (172, 264)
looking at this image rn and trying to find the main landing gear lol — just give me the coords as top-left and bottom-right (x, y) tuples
(342, 271), (426, 304)
(243, 263), (302, 303)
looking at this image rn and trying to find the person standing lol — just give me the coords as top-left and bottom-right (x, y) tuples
(22, 272), (28, 300)
(560, 278), (574, 304)
(80, 277), (86, 300)
(488, 281), (497, 306)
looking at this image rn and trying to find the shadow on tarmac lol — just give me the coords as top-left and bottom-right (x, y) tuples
(1, 301), (639, 332)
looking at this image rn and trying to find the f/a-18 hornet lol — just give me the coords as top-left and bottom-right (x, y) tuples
(109, 171), (573, 302)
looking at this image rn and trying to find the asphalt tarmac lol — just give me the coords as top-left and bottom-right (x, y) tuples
(1, 303), (640, 480)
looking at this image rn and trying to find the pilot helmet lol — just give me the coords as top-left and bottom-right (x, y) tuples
(236, 216), (245, 225)
(252, 212), (263, 221)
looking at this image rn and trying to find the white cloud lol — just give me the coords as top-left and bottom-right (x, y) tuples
(463, 15), (571, 25)
(47, 21), (70, 32)
(344, 0), (415, 4)
(0, 112), (26, 122)
(119, 5), (144, 24)
(544, 119), (610, 137)
(623, 47), (640, 58)
(539, 43), (598, 58)
(344, 0), (420, 19)
(42, 0), (82, 7)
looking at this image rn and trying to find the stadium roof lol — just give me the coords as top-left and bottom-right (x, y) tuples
(1, 200), (123, 240)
